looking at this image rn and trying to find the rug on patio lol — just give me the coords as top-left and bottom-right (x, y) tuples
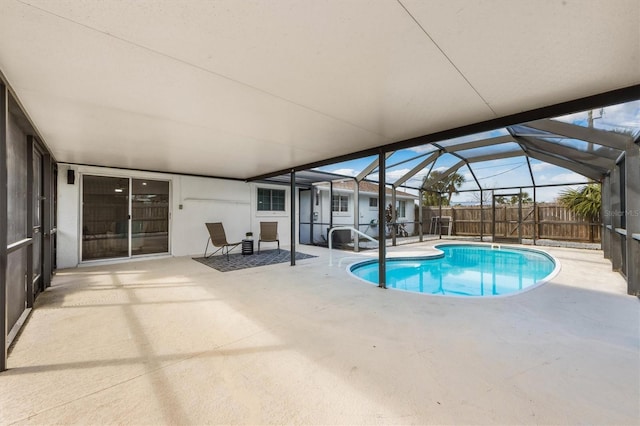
(193, 249), (317, 272)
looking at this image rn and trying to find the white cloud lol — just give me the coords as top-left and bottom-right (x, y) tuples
(555, 111), (588, 124)
(408, 145), (438, 154)
(386, 168), (411, 180)
(600, 100), (640, 129)
(553, 100), (640, 134)
(530, 162), (552, 172)
(537, 171), (585, 185)
(331, 168), (358, 177)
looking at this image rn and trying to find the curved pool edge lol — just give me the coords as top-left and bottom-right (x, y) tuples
(347, 242), (562, 298)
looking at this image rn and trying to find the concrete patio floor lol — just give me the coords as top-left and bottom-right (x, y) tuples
(1, 242), (638, 425)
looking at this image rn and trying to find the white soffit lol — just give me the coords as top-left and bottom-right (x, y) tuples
(0, 0), (638, 179)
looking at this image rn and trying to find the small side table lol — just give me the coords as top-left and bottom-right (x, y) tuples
(241, 239), (254, 255)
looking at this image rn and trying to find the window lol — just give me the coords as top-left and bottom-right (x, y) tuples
(397, 200), (407, 218)
(332, 195), (349, 212)
(257, 188), (285, 211)
(369, 197), (378, 209)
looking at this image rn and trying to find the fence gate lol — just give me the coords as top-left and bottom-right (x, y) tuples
(492, 192), (523, 244)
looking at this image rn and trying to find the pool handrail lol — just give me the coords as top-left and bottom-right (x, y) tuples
(328, 226), (378, 266)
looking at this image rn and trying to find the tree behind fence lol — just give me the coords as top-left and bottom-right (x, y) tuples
(419, 203), (601, 242)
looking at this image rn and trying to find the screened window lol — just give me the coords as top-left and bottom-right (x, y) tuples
(369, 197), (378, 209)
(257, 188), (285, 211)
(332, 195), (349, 212)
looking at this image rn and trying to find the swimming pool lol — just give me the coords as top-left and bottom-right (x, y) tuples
(349, 244), (558, 297)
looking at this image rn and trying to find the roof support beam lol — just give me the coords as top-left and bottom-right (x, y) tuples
(428, 160), (465, 185)
(422, 151), (525, 190)
(526, 156), (536, 187)
(523, 118), (632, 150)
(517, 135), (616, 170)
(525, 149), (604, 181)
(463, 150), (525, 164)
(393, 151), (439, 188)
(443, 135), (515, 153)
(356, 152), (393, 182)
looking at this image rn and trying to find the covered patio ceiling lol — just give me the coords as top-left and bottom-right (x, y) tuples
(1, 1), (638, 180)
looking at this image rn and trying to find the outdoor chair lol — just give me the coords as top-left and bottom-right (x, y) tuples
(204, 222), (241, 260)
(258, 221), (279, 253)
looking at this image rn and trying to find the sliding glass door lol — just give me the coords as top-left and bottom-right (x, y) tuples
(131, 179), (169, 256)
(82, 175), (169, 261)
(82, 175), (129, 260)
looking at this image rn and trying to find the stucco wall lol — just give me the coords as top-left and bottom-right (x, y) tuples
(57, 164), (296, 268)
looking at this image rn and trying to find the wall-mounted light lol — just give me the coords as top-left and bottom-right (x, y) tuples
(114, 188), (124, 193)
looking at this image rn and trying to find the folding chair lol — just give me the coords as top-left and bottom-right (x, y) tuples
(258, 221), (280, 253)
(204, 222), (241, 260)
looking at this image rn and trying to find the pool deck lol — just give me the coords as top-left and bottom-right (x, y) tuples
(1, 241), (638, 425)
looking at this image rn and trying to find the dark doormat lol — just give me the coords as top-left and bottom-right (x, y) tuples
(193, 249), (317, 272)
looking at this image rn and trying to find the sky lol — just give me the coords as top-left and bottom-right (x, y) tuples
(315, 100), (640, 204)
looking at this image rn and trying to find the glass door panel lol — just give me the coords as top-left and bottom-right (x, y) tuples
(82, 175), (129, 260)
(131, 179), (169, 255)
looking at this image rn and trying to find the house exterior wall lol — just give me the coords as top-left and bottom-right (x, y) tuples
(313, 189), (416, 242)
(57, 164), (295, 268)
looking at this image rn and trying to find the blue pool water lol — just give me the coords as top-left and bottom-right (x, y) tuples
(349, 244), (557, 297)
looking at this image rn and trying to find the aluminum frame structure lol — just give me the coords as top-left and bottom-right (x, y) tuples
(255, 96), (640, 295)
(1, 77), (57, 371)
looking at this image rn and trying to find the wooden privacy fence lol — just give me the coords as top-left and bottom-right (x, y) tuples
(419, 203), (601, 243)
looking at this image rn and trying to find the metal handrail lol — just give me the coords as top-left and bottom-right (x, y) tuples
(328, 226), (378, 266)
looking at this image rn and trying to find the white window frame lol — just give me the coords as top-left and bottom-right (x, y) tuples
(397, 200), (407, 219)
(332, 194), (349, 214)
(257, 187), (286, 212)
(369, 197), (378, 210)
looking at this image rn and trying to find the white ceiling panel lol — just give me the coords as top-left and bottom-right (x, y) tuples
(16, 0), (494, 138)
(1, 0), (638, 179)
(403, 0), (640, 115)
